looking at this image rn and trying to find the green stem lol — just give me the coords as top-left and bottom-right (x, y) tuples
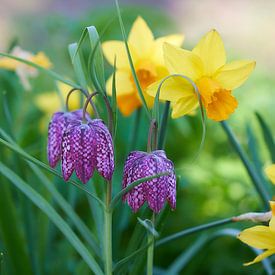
(221, 121), (270, 209)
(156, 217), (234, 247)
(104, 181), (113, 275)
(158, 101), (170, 150)
(147, 214), (155, 275)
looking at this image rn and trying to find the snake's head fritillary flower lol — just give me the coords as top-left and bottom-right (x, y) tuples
(147, 29), (256, 121)
(102, 16), (184, 116)
(47, 110), (89, 168)
(61, 119), (114, 183)
(122, 150), (176, 213)
(238, 201), (275, 265)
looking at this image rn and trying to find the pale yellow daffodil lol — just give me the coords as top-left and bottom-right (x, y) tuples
(0, 46), (52, 90)
(102, 16), (184, 116)
(35, 82), (93, 116)
(265, 165), (275, 184)
(147, 30), (256, 121)
(238, 201), (275, 265)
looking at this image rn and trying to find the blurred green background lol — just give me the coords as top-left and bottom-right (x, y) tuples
(0, 0), (275, 274)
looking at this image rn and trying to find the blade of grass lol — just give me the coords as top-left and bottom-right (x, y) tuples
(256, 112), (275, 163)
(68, 43), (89, 89)
(0, 134), (105, 208)
(115, 0), (151, 120)
(111, 58), (118, 138)
(0, 176), (32, 275)
(0, 53), (80, 88)
(0, 162), (104, 275)
(73, 26), (105, 93)
(29, 163), (101, 258)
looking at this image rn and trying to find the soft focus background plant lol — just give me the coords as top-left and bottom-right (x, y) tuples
(0, 1), (275, 274)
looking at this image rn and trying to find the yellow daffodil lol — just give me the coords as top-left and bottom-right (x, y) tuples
(102, 16), (184, 116)
(238, 201), (275, 265)
(0, 46), (52, 90)
(147, 30), (255, 121)
(265, 165), (275, 184)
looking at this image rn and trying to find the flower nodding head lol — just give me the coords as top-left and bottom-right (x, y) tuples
(47, 110), (88, 168)
(61, 119), (114, 183)
(122, 150), (176, 213)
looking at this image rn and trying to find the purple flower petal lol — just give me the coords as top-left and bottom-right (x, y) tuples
(61, 125), (76, 181)
(90, 119), (115, 181)
(145, 154), (168, 213)
(122, 151), (147, 201)
(122, 150), (176, 213)
(73, 124), (96, 184)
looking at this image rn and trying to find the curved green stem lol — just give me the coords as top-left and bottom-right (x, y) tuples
(221, 121), (270, 209)
(158, 101), (170, 150)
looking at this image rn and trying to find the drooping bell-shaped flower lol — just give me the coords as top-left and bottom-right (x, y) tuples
(47, 110), (88, 168)
(122, 150), (176, 213)
(61, 119), (114, 183)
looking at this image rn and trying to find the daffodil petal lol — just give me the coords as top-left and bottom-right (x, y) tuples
(128, 16), (154, 58)
(147, 77), (194, 102)
(214, 60), (256, 90)
(153, 34), (184, 65)
(192, 29), (226, 75)
(243, 249), (275, 266)
(164, 43), (203, 80)
(102, 41), (136, 69)
(171, 95), (199, 119)
(106, 71), (133, 96)
(238, 225), (275, 249)
(265, 165), (275, 185)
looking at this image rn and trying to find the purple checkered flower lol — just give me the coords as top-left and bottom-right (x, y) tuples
(122, 150), (176, 213)
(47, 110), (88, 168)
(61, 119), (114, 183)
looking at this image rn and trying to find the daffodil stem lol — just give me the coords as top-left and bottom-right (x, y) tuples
(147, 213), (155, 275)
(156, 217), (234, 247)
(221, 121), (270, 209)
(158, 101), (170, 149)
(104, 180), (113, 275)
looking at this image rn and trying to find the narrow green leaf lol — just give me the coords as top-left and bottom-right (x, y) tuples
(0, 52), (80, 88)
(113, 241), (153, 273)
(68, 43), (89, 89)
(137, 218), (159, 237)
(0, 162), (104, 275)
(0, 178), (32, 275)
(115, 0), (151, 120)
(256, 112), (275, 163)
(112, 57), (118, 138)
(0, 134), (105, 208)
(73, 26), (105, 93)
(29, 163), (101, 257)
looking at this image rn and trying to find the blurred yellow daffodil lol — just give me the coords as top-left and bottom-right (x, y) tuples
(35, 82), (93, 116)
(238, 201), (275, 265)
(147, 30), (256, 121)
(265, 165), (275, 184)
(102, 16), (184, 116)
(0, 46), (52, 90)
